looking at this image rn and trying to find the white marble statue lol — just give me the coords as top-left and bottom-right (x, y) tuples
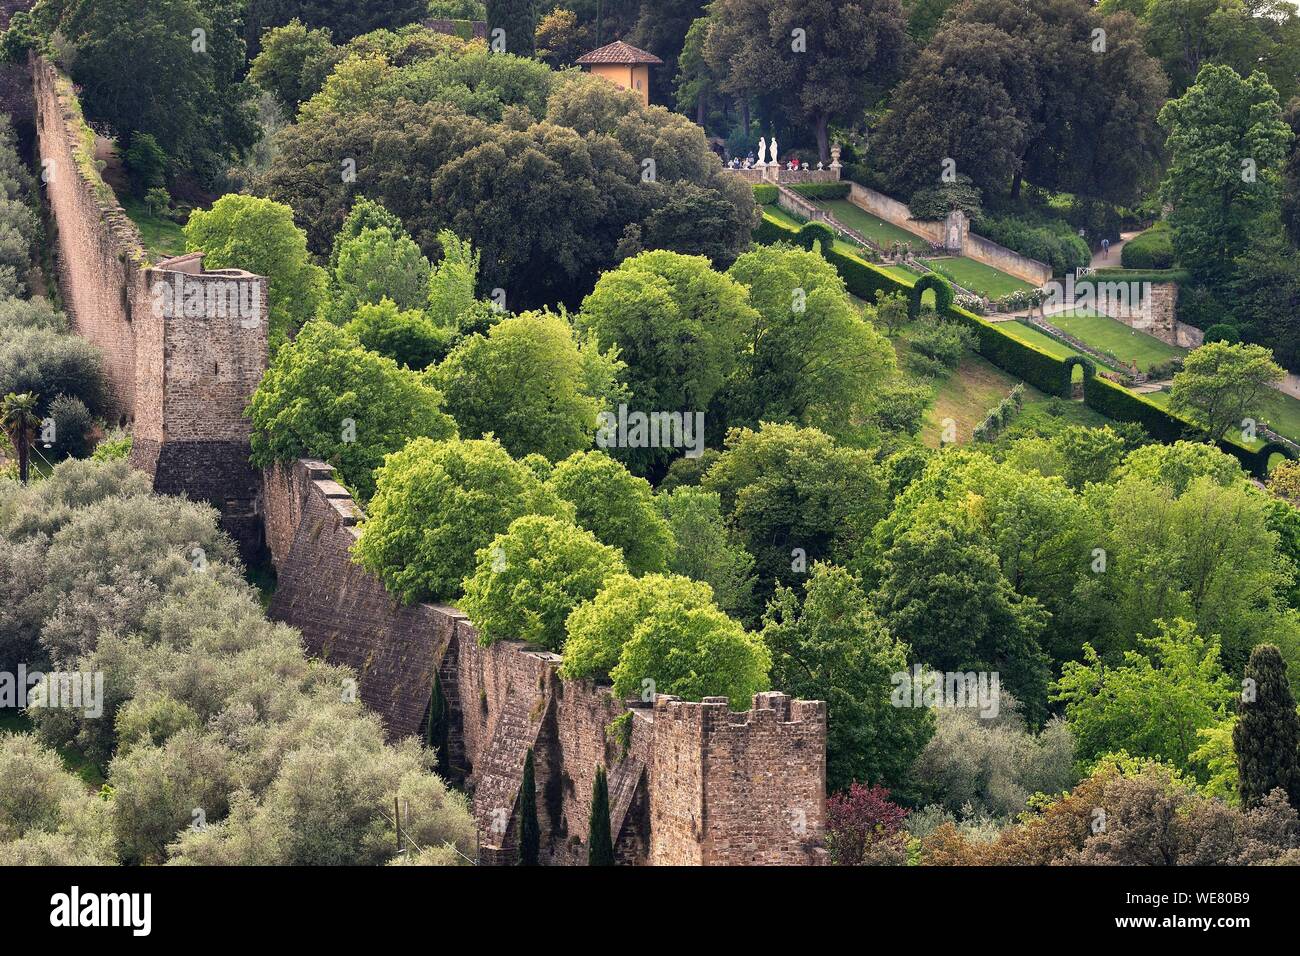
(770, 136), (779, 166)
(757, 137), (767, 166)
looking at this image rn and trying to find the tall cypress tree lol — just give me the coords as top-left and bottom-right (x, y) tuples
(425, 673), (449, 776)
(518, 748), (540, 865)
(1234, 644), (1300, 810)
(485, 0), (537, 55)
(587, 764), (614, 866)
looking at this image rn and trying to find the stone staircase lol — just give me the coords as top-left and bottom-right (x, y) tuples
(606, 755), (646, 846)
(471, 681), (549, 857)
(435, 643), (467, 783)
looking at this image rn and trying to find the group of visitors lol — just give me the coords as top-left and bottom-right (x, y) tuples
(725, 152), (819, 170)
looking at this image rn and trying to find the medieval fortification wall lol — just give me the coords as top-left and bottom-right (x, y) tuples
(32, 56), (267, 559)
(34, 57), (828, 865)
(264, 459), (828, 865)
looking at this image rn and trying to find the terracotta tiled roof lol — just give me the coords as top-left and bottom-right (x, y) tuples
(575, 40), (663, 65)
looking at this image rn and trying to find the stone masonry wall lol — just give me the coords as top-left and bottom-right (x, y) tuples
(265, 458), (828, 865)
(848, 182), (1053, 286)
(32, 55), (140, 422)
(33, 57), (268, 560)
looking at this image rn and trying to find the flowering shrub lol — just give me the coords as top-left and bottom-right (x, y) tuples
(826, 782), (910, 865)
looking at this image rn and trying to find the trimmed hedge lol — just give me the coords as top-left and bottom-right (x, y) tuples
(796, 221), (836, 251)
(790, 182), (851, 200)
(1081, 375), (1282, 476)
(755, 212), (799, 245)
(1121, 223), (1175, 270)
(753, 184), (778, 205)
(909, 273), (954, 321)
(1078, 267), (1189, 287)
(749, 211), (1076, 397)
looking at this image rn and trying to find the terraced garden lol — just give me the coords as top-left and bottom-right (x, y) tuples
(925, 256), (1036, 299)
(1046, 310), (1185, 373)
(819, 197), (930, 247)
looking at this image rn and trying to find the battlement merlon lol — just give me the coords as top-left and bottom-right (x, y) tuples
(652, 692), (827, 729)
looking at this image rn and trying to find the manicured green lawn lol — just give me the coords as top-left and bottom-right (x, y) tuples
(911, 345), (1111, 446)
(121, 196), (188, 262)
(1047, 311), (1185, 373)
(821, 198), (930, 247)
(878, 262), (924, 284)
(924, 256), (1036, 299)
(1000, 321), (1089, 380)
(1254, 390), (1300, 445)
(764, 205), (804, 230)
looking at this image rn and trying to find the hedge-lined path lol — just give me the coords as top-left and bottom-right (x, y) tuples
(1089, 230), (1140, 269)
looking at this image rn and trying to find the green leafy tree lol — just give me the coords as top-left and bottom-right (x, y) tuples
(1234, 644), (1300, 810)
(724, 244), (899, 443)
(518, 748), (539, 865)
(435, 312), (606, 462)
(534, 6), (592, 68)
(871, 520), (1052, 725)
(654, 486), (756, 620)
(702, 0), (910, 161)
(587, 764), (613, 865)
(427, 229), (485, 329)
(1053, 618), (1237, 774)
(577, 250), (754, 472)
(872, 0), (1165, 202)
(762, 563), (933, 793)
(41, 0), (258, 184)
(561, 572), (771, 708)
(249, 19), (340, 115)
(1096, 472), (1294, 671)
(353, 436), (570, 603)
(327, 224), (431, 324)
(545, 451), (675, 575)
(247, 322), (457, 501)
(1158, 64), (1293, 287)
(487, 0), (537, 55)
(123, 133), (167, 196)
(1142, 0), (1300, 100)
(343, 298), (455, 371)
(244, 0), (429, 50)
(460, 514), (626, 651)
(702, 423), (887, 598)
(1169, 341), (1285, 442)
(184, 194), (327, 352)
(328, 198), (408, 273)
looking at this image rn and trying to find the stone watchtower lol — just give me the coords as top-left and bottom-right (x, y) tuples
(129, 253), (268, 560)
(33, 56), (270, 562)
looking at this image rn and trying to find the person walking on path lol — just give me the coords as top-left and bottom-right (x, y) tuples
(1101, 237), (1110, 259)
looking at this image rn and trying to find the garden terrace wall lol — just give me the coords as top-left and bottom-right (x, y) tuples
(847, 182), (1051, 285)
(33, 56), (269, 559)
(264, 458), (828, 865)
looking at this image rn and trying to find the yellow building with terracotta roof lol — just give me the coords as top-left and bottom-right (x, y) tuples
(575, 40), (663, 105)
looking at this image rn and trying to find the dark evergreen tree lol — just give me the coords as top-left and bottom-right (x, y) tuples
(1234, 644), (1300, 811)
(518, 747), (540, 865)
(486, 0), (536, 55)
(425, 673), (450, 775)
(587, 764), (614, 865)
